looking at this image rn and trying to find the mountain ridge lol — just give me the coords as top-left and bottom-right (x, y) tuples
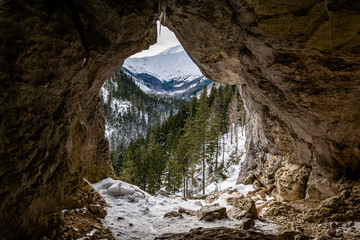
(123, 45), (212, 98)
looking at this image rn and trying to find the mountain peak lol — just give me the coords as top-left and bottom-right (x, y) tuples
(158, 45), (184, 55)
(123, 44), (202, 82)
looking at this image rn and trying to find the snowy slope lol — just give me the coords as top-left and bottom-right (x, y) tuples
(93, 178), (279, 240)
(204, 126), (247, 195)
(124, 45), (202, 83)
(93, 123), (280, 239)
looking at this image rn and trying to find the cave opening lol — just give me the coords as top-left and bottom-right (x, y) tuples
(1, 0), (360, 239)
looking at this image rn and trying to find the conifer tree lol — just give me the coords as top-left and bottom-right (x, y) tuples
(193, 86), (210, 196)
(207, 88), (221, 172)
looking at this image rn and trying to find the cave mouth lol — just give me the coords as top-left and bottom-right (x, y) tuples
(99, 23), (213, 150)
(1, 0), (360, 239)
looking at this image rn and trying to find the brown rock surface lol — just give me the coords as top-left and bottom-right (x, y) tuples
(0, 0), (156, 238)
(155, 227), (312, 240)
(165, 0), (360, 201)
(1, 0), (360, 238)
(196, 205), (227, 221)
(224, 192), (244, 205)
(305, 180), (360, 223)
(164, 210), (182, 218)
(228, 197), (258, 219)
(41, 208), (115, 240)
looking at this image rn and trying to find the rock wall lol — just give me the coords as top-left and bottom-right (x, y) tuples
(1, 0), (359, 238)
(164, 0), (360, 201)
(0, 0), (157, 238)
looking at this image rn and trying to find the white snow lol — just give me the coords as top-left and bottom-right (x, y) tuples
(93, 125), (280, 239)
(124, 45), (203, 83)
(93, 178), (279, 240)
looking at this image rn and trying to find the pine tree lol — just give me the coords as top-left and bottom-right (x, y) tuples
(207, 88), (221, 172)
(146, 135), (165, 194)
(164, 150), (183, 194)
(193, 86), (210, 196)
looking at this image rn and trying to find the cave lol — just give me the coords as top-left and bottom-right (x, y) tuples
(1, 0), (359, 239)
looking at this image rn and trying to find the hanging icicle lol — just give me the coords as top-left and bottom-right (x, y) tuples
(158, 0), (166, 36)
(163, 5), (166, 25)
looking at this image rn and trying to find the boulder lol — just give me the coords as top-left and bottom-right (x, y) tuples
(205, 194), (218, 204)
(88, 204), (107, 219)
(155, 227), (312, 240)
(272, 163), (311, 201)
(164, 211), (182, 218)
(178, 207), (196, 216)
(227, 198), (258, 220)
(224, 192), (244, 205)
(262, 202), (301, 217)
(305, 181), (360, 223)
(238, 218), (255, 230)
(196, 205), (227, 221)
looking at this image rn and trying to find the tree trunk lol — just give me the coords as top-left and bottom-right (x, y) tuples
(241, 111), (244, 136)
(235, 123), (238, 161)
(183, 176), (186, 197)
(215, 135), (219, 171)
(222, 134), (225, 167)
(230, 123), (233, 144)
(202, 142), (206, 196)
(244, 111), (247, 132)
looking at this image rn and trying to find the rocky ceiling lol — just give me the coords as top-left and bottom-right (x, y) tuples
(0, 0), (359, 238)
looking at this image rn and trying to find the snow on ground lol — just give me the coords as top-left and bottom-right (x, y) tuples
(93, 125), (279, 239)
(203, 126), (247, 195)
(93, 178), (279, 240)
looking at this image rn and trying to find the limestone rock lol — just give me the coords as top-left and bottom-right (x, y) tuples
(205, 194), (218, 204)
(40, 208), (114, 240)
(272, 163), (311, 201)
(227, 198), (258, 220)
(155, 227), (312, 240)
(224, 192), (244, 205)
(196, 205), (227, 221)
(88, 204), (107, 219)
(2, 0), (360, 238)
(165, 0), (360, 202)
(238, 218), (255, 230)
(178, 207), (196, 216)
(305, 181), (360, 223)
(262, 202), (301, 217)
(164, 211), (182, 218)
(0, 1), (156, 238)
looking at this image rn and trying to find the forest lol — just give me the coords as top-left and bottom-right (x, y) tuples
(100, 70), (187, 149)
(107, 77), (246, 197)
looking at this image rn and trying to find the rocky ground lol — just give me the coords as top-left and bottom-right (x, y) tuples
(46, 178), (360, 239)
(157, 180), (360, 240)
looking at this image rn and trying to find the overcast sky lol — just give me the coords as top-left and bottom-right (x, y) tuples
(131, 24), (181, 58)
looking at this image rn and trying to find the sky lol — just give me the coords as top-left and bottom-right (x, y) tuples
(131, 23), (181, 58)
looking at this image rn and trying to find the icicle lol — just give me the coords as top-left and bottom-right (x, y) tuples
(157, 0), (166, 37)
(163, 5), (166, 25)
(158, 17), (162, 36)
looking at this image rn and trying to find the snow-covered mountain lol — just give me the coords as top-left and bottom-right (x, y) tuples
(124, 45), (202, 82)
(123, 45), (212, 98)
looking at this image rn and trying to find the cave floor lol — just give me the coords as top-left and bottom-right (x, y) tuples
(82, 178), (360, 240)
